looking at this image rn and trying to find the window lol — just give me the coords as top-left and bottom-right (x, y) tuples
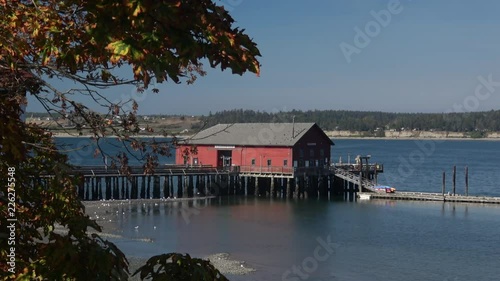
(310, 149), (314, 157)
(284, 159), (288, 166)
(267, 159), (272, 166)
(320, 149), (324, 157)
(299, 149), (304, 157)
(251, 158), (256, 166)
(305, 160), (309, 167)
(193, 158), (198, 165)
(293, 160), (298, 167)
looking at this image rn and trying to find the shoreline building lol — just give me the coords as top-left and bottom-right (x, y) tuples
(175, 123), (334, 173)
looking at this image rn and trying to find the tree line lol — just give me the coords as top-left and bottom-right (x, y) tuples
(201, 109), (500, 132)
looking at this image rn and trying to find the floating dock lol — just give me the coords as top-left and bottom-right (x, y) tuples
(357, 191), (500, 204)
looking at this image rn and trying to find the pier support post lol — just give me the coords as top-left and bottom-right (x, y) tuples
(358, 173), (362, 193)
(140, 176), (146, 199)
(147, 176), (152, 198)
(187, 175), (194, 197)
(254, 177), (259, 196)
(105, 177), (111, 200)
(134, 177), (140, 199)
(452, 165), (456, 196)
(286, 179), (291, 198)
(294, 177), (300, 199)
(164, 176), (170, 198)
(465, 166), (469, 196)
(153, 176), (161, 198)
(113, 177), (119, 199)
(442, 172), (446, 196)
(239, 177), (244, 195)
(78, 176), (85, 199)
(177, 175), (183, 198)
(85, 177), (90, 200)
(319, 176), (328, 198)
(229, 175), (235, 195)
(120, 177), (125, 199)
(270, 176), (275, 198)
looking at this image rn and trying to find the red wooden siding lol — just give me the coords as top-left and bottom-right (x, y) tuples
(175, 145), (292, 168)
(175, 123), (333, 169)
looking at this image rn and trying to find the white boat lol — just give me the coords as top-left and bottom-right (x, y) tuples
(358, 193), (372, 200)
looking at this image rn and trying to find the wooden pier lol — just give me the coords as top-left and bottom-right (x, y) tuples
(357, 191), (500, 204)
(39, 163), (382, 201)
(42, 162), (500, 205)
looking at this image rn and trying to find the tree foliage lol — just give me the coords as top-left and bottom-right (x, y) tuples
(133, 253), (229, 281)
(202, 109), (500, 134)
(1, 0), (260, 280)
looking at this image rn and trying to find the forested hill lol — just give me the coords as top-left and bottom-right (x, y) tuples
(201, 109), (500, 132)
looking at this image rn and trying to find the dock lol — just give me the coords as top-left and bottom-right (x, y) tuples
(37, 163), (383, 201)
(40, 161), (500, 205)
(357, 191), (500, 204)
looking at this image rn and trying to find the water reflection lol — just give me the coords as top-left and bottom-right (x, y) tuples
(102, 197), (500, 281)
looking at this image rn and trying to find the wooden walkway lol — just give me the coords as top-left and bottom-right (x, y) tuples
(334, 168), (378, 192)
(358, 191), (500, 204)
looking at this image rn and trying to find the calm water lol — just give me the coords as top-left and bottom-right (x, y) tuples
(107, 197), (500, 281)
(57, 138), (500, 280)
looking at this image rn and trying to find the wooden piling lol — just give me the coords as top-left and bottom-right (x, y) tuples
(452, 165), (456, 195)
(177, 175), (183, 198)
(270, 176), (275, 198)
(465, 166), (469, 196)
(113, 177), (119, 199)
(187, 175), (194, 197)
(153, 176), (160, 198)
(358, 172), (362, 192)
(132, 177), (139, 199)
(147, 176), (152, 198)
(164, 176), (170, 198)
(140, 176), (146, 199)
(442, 172), (446, 195)
(254, 177), (259, 196)
(105, 177), (111, 200)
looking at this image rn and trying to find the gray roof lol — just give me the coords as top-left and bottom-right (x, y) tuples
(186, 123), (330, 146)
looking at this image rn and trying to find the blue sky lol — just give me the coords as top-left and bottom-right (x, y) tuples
(27, 0), (500, 115)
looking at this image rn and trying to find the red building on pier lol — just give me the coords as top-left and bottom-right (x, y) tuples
(175, 123), (334, 173)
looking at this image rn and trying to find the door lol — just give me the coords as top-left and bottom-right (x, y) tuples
(217, 150), (232, 167)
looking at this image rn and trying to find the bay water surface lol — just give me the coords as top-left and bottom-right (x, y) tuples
(57, 138), (500, 280)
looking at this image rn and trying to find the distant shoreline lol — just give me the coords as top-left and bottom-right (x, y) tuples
(51, 133), (173, 138)
(329, 136), (500, 141)
(52, 131), (500, 141)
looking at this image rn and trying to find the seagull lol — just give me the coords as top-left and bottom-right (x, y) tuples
(134, 226), (139, 230)
(153, 226), (157, 230)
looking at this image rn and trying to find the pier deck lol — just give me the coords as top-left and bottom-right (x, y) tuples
(358, 191), (500, 204)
